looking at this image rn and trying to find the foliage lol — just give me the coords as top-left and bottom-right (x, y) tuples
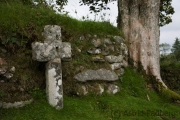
(159, 43), (171, 56)
(160, 38), (180, 69)
(12, 0), (174, 27)
(55, 0), (174, 27)
(171, 38), (180, 61)
(159, 0), (175, 27)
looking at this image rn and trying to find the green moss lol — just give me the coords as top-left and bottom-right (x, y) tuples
(162, 88), (180, 101)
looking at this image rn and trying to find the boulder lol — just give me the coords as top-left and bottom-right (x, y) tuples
(105, 55), (123, 63)
(74, 68), (118, 82)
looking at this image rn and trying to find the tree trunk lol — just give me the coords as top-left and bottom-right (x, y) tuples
(118, 0), (167, 88)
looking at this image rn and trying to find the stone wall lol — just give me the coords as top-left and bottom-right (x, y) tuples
(72, 35), (128, 95)
(1, 25), (128, 109)
(31, 25), (128, 109)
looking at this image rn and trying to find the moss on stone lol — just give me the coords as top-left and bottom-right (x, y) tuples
(161, 88), (180, 101)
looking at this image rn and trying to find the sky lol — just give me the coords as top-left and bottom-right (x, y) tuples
(53, 0), (180, 46)
(160, 0), (180, 45)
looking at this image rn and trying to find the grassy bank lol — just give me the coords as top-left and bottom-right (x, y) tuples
(1, 68), (180, 120)
(0, 0), (123, 52)
(0, 0), (123, 102)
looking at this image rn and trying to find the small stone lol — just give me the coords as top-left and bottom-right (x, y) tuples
(14, 102), (25, 108)
(101, 48), (110, 56)
(81, 85), (88, 95)
(107, 84), (120, 94)
(76, 48), (81, 53)
(147, 94), (150, 101)
(80, 35), (85, 40)
(1, 99), (33, 108)
(0, 67), (7, 75)
(92, 39), (102, 48)
(3, 73), (13, 79)
(105, 55), (124, 63)
(104, 38), (112, 45)
(0, 80), (5, 83)
(76, 85), (88, 96)
(110, 63), (122, 70)
(10, 66), (15, 72)
(108, 45), (115, 52)
(99, 84), (104, 95)
(92, 56), (105, 62)
(120, 43), (128, 55)
(19, 87), (24, 92)
(87, 34), (92, 38)
(113, 36), (124, 44)
(115, 68), (125, 76)
(87, 48), (101, 55)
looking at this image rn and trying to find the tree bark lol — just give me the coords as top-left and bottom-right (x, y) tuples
(118, 0), (167, 88)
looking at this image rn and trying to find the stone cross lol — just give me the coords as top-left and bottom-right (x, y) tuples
(32, 25), (71, 109)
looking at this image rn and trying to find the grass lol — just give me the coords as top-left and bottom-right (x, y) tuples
(0, 1), (180, 120)
(160, 53), (180, 69)
(0, 0), (123, 51)
(1, 68), (180, 120)
(0, 0), (123, 99)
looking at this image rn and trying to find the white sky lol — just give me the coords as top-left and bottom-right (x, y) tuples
(160, 0), (180, 45)
(54, 0), (179, 46)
